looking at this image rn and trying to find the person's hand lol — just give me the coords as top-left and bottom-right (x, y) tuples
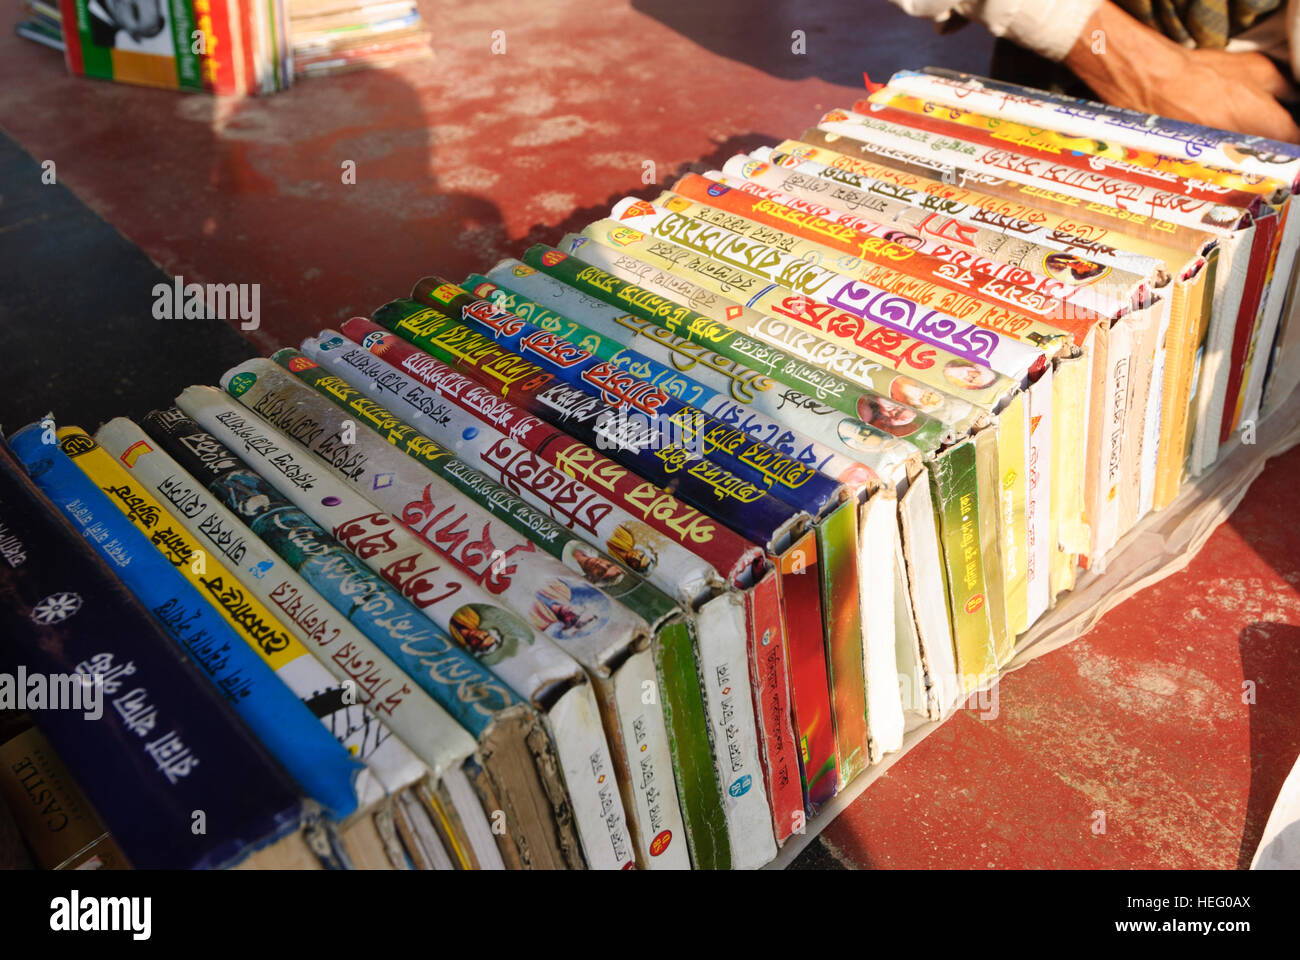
(1066, 1), (1300, 143)
(1186, 48), (1297, 101)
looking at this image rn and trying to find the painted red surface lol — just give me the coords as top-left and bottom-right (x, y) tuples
(0, 1), (991, 355)
(3, 0), (1296, 869)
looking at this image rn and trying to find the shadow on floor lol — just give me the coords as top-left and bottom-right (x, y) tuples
(630, 0), (995, 87)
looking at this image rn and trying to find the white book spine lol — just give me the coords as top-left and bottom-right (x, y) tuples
(695, 594), (777, 870)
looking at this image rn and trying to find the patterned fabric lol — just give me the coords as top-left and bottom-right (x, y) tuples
(1115, 0), (1283, 49)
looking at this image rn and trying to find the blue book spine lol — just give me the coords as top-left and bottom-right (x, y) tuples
(0, 438), (305, 869)
(8, 424), (364, 821)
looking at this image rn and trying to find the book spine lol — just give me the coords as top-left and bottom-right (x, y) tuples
(486, 256), (918, 485)
(1152, 276), (1195, 509)
(0, 438), (305, 868)
(467, 272), (871, 489)
(153, 395), (521, 738)
(1051, 350), (1091, 598)
(997, 388), (1029, 641)
(776, 527), (839, 810)
(1218, 213), (1278, 442)
(195, 377), (593, 867)
(693, 593), (777, 868)
(115, 419), (479, 784)
(974, 426), (1011, 662)
(604, 195), (1045, 380)
(898, 474), (961, 716)
(325, 322), (745, 604)
(810, 108), (1238, 235)
(274, 341), (689, 869)
(864, 90), (1267, 208)
(565, 227), (998, 428)
(518, 245), (950, 456)
(163, 393), (580, 867)
(928, 437), (997, 689)
(707, 163), (1147, 317)
(1025, 368), (1053, 626)
(859, 491), (904, 758)
(749, 144), (1163, 278)
(742, 566), (802, 845)
(651, 616), (731, 869)
(62, 423), (398, 808)
(94, 417), (430, 798)
(407, 278), (846, 517)
(671, 171), (1117, 333)
(370, 296), (816, 544)
(9, 424), (365, 820)
(0, 724), (128, 869)
(607, 643), (692, 868)
(227, 357), (638, 869)
(896, 69), (1300, 179)
(806, 504), (866, 783)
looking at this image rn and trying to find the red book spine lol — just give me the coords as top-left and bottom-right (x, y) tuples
(744, 567), (803, 844)
(1218, 211), (1279, 442)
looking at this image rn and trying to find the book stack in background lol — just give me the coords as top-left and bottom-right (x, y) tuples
(48, 0), (292, 94)
(3, 68), (1300, 870)
(14, 0), (63, 51)
(288, 0), (431, 79)
(12, 0), (432, 91)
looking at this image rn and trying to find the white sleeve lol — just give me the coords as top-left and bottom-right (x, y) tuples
(888, 0), (1104, 62)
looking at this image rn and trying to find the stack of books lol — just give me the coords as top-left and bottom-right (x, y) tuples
(14, 0), (63, 51)
(3, 68), (1299, 869)
(287, 0), (431, 79)
(15, 0), (293, 94)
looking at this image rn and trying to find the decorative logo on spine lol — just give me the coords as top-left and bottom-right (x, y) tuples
(57, 434), (95, 458)
(30, 592), (82, 624)
(287, 357), (317, 373)
(607, 227), (644, 247)
(649, 830), (672, 857)
(427, 283), (461, 305)
(617, 200), (656, 221)
(119, 440), (152, 467)
(227, 372), (257, 397)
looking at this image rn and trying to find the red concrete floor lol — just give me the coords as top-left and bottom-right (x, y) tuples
(2, 0), (1298, 869)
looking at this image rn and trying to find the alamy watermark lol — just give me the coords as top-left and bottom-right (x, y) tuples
(0, 667), (103, 720)
(152, 274), (260, 330)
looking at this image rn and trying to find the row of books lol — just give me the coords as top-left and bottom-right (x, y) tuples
(13, 0), (431, 92)
(288, 0), (431, 79)
(4, 68), (1300, 869)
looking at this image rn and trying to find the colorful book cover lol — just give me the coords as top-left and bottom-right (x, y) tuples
(59, 0), (242, 92)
